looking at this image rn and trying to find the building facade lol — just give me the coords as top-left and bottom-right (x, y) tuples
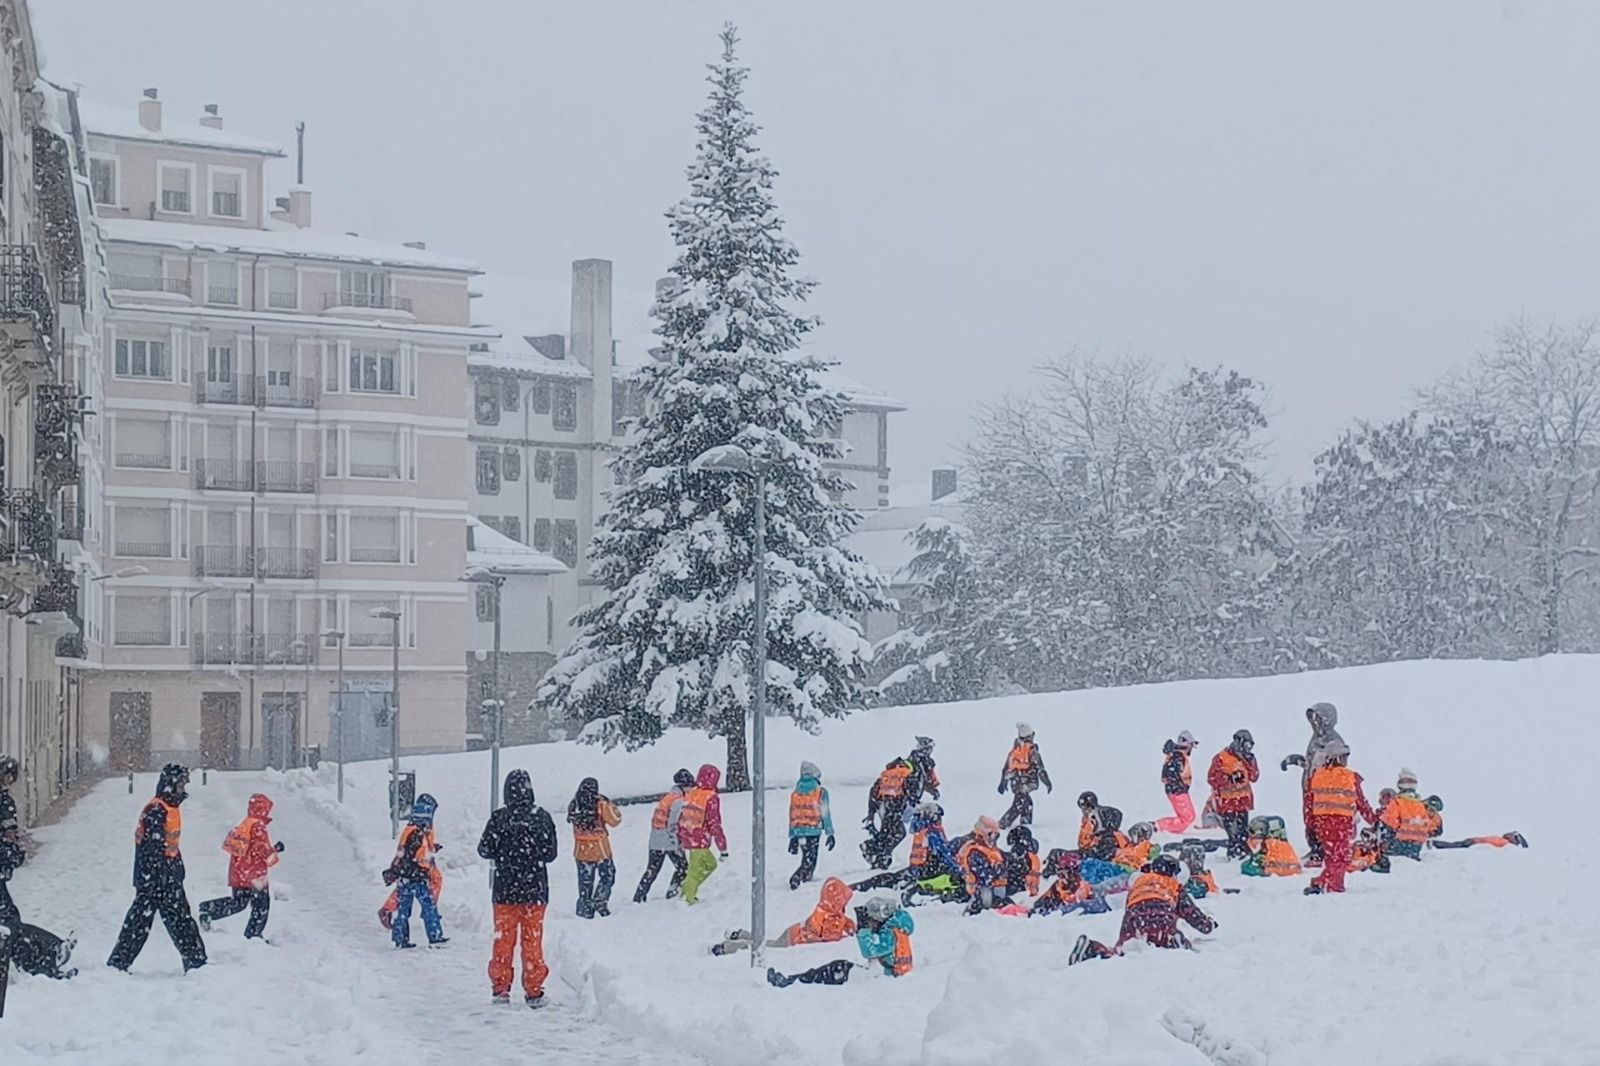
(73, 90), (479, 771)
(466, 262), (902, 738)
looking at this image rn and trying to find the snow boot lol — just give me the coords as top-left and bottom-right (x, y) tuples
(633, 891), (648, 904)
(1505, 831), (1530, 848)
(526, 993), (546, 1010)
(766, 967), (793, 988)
(397, 940), (416, 949)
(198, 914), (212, 933)
(1303, 883), (1324, 896)
(492, 992), (511, 1005)
(594, 903), (610, 918)
(428, 938), (450, 948)
(1068, 935), (1092, 966)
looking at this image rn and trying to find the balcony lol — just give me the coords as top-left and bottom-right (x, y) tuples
(55, 499), (83, 542)
(30, 562), (79, 617)
(115, 451), (172, 471)
(207, 285), (240, 306)
(349, 628), (397, 647)
(113, 540), (171, 559)
(33, 127), (85, 311)
(194, 545), (253, 578)
(34, 384), (80, 486)
(195, 459), (254, 491)
(257, 461), (316, 494)
(0, 246), (54, 365)
(259, 632), (315, 665)
(259, 375), (317, 409)
(257, 546), (316, 579)
(110, 274), (190, 298)
(196, 376), (256, 405)
(1, 489), (56, 562)
(116, 629), (173, 647)
(191, 631), (251, 664)
(349, 545), (401, 564)
(324, 291), (412, 314)
(349, 461), (402, 480)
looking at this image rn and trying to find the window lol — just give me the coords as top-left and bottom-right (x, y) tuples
(350, 600), (400, 646)
(503, 516), (522, 543)
(502, 380), (520, 411)
(159, 163), (193, 213)
(323, 513), (339, 562)
(267, 266), (297, 310)
(531, 380), (552, 414)
(207, 344), (233, 383)
(265, 339), (293, 388)
(533, 518), (552, 553)
(612, 381), (645, 435)
(475, 381), (500, 425)
(533, 449), (552, 483)
(553, 384), (578, 431)
(350, 430), (400, 479)
(476, 584), (496, 622)
(210, 168), (243, 218)
(338, 269), (388, 308)
(114, 338), (169, 379)
(322, 598), (339, 646)
(554, 452), (578, 500)
(476, 447), (501, 495)
(90, 155), (117, 206)
(502, 447), (521, 482)
(114, 593), (171, 646)
(114, 506), (170, 557)
(205, 261), (239, 305)
(115, 418), (170, 468)
(350, 514), (400, 563)
(554, 519), (578, 567)
(348, 348), (398, 393)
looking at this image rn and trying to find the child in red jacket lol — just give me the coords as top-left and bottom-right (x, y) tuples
(199, 793), (284, 939)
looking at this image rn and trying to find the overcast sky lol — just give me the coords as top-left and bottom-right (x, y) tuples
(34, 0), (1600, 491)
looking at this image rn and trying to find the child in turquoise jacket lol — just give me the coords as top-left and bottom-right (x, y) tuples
(767, 896), (914, 986)
(788, 760), (835, 890)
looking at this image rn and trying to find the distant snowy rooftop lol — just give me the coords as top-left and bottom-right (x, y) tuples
(78, 99), (286, 156)
(101, 217), (478, 273)
(466, 516), (566, 576)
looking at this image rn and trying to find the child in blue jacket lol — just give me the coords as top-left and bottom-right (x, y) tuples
(788, 760), (835, 890)
(767, 896), (914, 986)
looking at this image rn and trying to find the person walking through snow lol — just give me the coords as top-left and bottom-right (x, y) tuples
(634, 769), (693, 902)
(1068, 855), (1217, 964)
(477, 769), (558, 1008)
(198, 793), (283, 940)
(906, 736), (941, 804)
(1303, 743), (1376, 895)
(567, 777), (621, 918)
(997, 723), (1052, 829)
(0, 754), (75, 979)
(766, 895), (914, 987)
(788, 761), (835, 890)
(107, 763), (207, 972)
(1281, 702), (1347, 864)
(384, 793), (447, 948)
(677, 764), (728, 905)
(1207, 730), (1260, 858)
(1155, 731), (1199, 834)
(862, 757), (915, 869)
(851, 801), (962, 905)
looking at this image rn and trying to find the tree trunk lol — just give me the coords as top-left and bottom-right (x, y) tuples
(722, 709), (751, 792)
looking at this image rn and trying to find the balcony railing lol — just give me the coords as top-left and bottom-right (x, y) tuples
(1, 489), (56, 559)
(0, 246), (54, 357)
(116, 630), (173, 647)
(195, 459), (254, 491)
(257, 461), (316, 493)
(34, 384), (79, 486)
(259, 375), (317, 408)
(324, 292), (413, 313)
(349, 629), (397, 647)
(30, 563), (78, 616)
(258, 632), (315, 665)
(190, 632), (317, 665)
(114, 541), (171, 559)
(110, 273), (190, 296)
(115, 452), (172, 470)
(257, 546), (316, 579)
(194, 545), (253, 578)
(197, 377), (256, 405)
(349, 545), (402, 564)
(191, 631), (252, 664)
(349, 462), (402, 480)
(207, 285), (240, 306)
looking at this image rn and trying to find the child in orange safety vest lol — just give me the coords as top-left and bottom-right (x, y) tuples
(1303, 744), (1376, 895)
(198, 793), (284, 940)
(383, 793), (447, 948)
(766, 896), (913, 987)
(1068, 855), (1217, 963)
(1155, 731), (1200, 834)
(1377, 769), (1435, 862)
(1240, 815), (1304, 878)
(997, 723), (1053, 829)
(1029, 850), (1111, 917)
(788, 761), (835, 890)
(634, 769), (693, 903)
(567, 777), (622, 919)
(714, 876), (856, 956)
(1421, 795), (1530, 850)
(957, 816), (1010, 914)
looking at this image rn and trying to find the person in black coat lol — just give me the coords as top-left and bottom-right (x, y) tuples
(107, 763), (207, 972)
(0, 755), (77, 980)
(477, 769), (558, 1007)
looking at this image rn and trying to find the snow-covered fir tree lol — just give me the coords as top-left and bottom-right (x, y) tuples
(874, 517), (991, 705)
(536, 24), (889, 789)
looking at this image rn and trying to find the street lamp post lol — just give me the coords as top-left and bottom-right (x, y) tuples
(324, 629), (346, 802)
(372, 607), (402, 838)
(466, 570), (507, 812)
(691, 444), (772, 968)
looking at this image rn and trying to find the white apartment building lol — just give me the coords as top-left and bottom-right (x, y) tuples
(466, 262), (903, 739)
(75, 90), (480, 771)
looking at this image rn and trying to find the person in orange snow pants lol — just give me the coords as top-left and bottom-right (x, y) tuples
(477, 770), (559, 1006)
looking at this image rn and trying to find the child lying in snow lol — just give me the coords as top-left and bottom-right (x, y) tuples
(1068, 856), (1217, 963)
(1028, 850), (1111, 917)
(1422, 795), (1530, 850)
(713, 877), (856, 956)
(766, 896), (913, 986)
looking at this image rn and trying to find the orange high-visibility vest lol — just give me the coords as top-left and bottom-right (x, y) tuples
(1381, 796), (1432, 843)
(1213, 749), (1252, 802)
(1177, 750), (1192, 788)
(398, 824), (436, 869)
(789, 789), (823, 830)
(679, 787), (713, 830)
(890, 927), (913, 976)
(877, 764), (912, 799)
(136, 799), (182, 859)
(1263, 838), (1303, 876)
(1008, 742), (1034, 773)
(1024, 852), (1041, 896)
(1114, 840), (1155, 870)
(1078, 815), (1096, 850)
(957, 839), (1005, 893)
(909, 830), (929, 868)
(1310, 766), (1358, 819)
(651, 793), (679, 831)
(1127, 871), (1182, 908)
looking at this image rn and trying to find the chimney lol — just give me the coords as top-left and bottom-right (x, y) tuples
(138, 88), (161, 132)
(287, 187), (312, 228)
(570, 259), (613, 371)
(199, 103), (221, 130)
(931, 468), (958, 502)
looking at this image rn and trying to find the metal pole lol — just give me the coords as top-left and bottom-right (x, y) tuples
(335, 634), (345, 803)
(301, 646), (310, 770)
(490, 575), (502, 811)
(389, 612), (400, 839)
(750, 468), (768, 968)
(278, 654), (289, 771)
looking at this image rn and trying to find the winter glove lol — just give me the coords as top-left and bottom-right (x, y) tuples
(997, 784), (1007, 796)
(381, 867), (399, 886)
(433, 843), (443, 852)
(1281, 754), (1306, 772)
(928, 787), (941, 801)
(274, 842), (286, 853)
(719, 852), (730, 861)
(788, 837), (799, 855)
(1045, 781), (1053, 794)
(825, 835), (835, 851)
(861, 815), (875, 832)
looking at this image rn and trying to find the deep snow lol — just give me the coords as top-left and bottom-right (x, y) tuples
(4, 656), (1598, 1065)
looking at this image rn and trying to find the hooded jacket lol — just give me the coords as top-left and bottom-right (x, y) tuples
(1301, 703), (1346, 785)
(788, 877), (857, 944)
(133, 764), (189, 888)
(678, 764), (727, 852)
(477, 769), (559, 905)
(856, 909), (915, 975)
(0, 785), (21, 878)
(567, 777), (622, 863)
(223, 794), (280, 890)
(788, 772), (834, 839)
(648, 786), (689, 853)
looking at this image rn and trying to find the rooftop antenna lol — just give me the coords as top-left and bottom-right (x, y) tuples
(295, 121), (305, 185)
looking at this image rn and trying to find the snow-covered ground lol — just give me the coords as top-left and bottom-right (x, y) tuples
(5, 656), (1597, 1065)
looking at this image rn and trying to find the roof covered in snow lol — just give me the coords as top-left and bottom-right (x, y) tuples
(466, 516), (566, 576)
(100, 216), (479, 273)
(78, 99), (287, 156)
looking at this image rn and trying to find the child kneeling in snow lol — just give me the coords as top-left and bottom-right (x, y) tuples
(1240, 816), (1303, 878)
(1029, 850), (1110, 917)
(1068, 856), (1217, 964)
(714, 877), (856, 956)
(766, 896), (913, 986)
